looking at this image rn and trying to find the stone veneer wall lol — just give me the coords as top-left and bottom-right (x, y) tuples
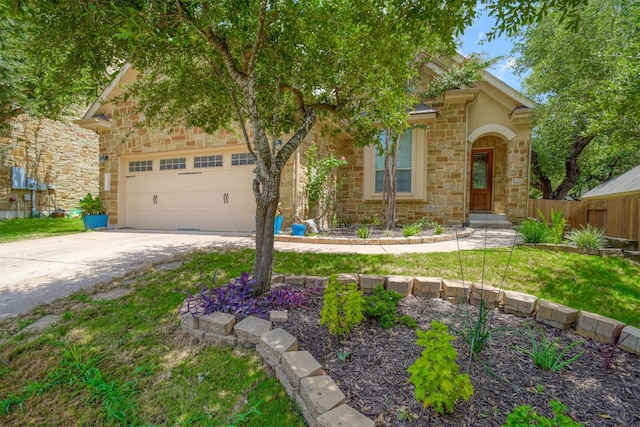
(335, 102), (530, 226)
(96, 99), (343, 227)
(0, 114), (99, 219)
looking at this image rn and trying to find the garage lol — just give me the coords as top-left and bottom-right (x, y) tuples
(120, 149), (256, 232)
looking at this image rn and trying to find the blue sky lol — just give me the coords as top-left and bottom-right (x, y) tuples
(458, 10), (521, 90)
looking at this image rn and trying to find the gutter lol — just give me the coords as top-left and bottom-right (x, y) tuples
(463, 92), (479, 228)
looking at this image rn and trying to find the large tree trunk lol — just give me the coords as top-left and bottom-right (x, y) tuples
(249, 107), (317, 294)
(253, 170), (281, 295)
(531, 134), (595, 200)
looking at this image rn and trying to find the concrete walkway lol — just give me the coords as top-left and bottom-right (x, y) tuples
(0, 228), (519, 319)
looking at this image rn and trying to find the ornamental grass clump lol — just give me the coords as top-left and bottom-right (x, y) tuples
(518, 209), (568, 244)
(516, 324), (584, 372)
(565, 224), (607, 249)
(518, 218), (548, 243)
(407, 321), (473, 414)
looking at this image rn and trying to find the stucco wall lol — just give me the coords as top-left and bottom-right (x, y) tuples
(0, 115), (99, 219)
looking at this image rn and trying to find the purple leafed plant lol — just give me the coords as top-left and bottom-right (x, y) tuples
(599, 329), (630, 370)
(180, 271), (314, 319)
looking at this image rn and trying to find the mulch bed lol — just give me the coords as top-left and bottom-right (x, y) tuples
(278, 289), (640, 426)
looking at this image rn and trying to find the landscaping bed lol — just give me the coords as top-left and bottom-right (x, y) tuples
(278, 289), (640, 426)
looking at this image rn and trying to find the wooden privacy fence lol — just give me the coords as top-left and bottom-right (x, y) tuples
(528, 196), (640, 242)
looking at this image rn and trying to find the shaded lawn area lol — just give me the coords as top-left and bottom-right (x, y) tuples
(0, 218), (85, 243)
(1, 245), (638, 425)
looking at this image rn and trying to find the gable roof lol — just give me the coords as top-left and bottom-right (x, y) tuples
(79, 54), (534, 128)
(582, 164), (640, 199)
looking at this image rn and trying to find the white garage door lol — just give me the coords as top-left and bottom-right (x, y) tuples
(121, 151), (256, 232)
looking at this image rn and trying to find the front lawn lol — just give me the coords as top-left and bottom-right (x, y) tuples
(0, 246), (638, 425)
(0, 218), (85, 243)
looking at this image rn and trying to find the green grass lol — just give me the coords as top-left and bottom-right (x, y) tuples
(1, 245), (639, 425)
(0, 218), (85, 243)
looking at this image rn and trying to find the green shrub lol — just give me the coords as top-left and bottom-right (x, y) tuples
(355, 225), (370, 239)
(407, 321), (473, 414)
(565, 224), (607, 249)
(520, 210), (569, 244)
(363, 285), (403, 328)
(518, 218), (548, 243)
(516, 324), (584, 372)
(504, 399), (583, 426)
(402, 222), (422, 237)
(320, 278), (364, 336)
(540, 208), (567, 244)
(399, 315), (418, 329)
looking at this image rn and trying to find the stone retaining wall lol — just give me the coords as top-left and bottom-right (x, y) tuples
(523, 243), (640, 263)
(179, 273), (640, 426)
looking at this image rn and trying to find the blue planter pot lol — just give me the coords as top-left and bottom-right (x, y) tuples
(83, 214), (109, 230)
(274, 215), (284, 235)
(291, 223), (306, 236)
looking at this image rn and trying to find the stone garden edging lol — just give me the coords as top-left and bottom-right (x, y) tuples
(521, 241), (640, 263)
(179, 273), (640, 427)
(272, 229), (473, 245)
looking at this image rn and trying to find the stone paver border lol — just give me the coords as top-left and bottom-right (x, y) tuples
(179, 273), (639, 426)
(273, 229), (473, 245)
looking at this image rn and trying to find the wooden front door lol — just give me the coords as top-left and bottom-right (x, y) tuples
(470, 149), (493, 211)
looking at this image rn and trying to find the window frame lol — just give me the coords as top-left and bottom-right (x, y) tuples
(363, 127), (426, 201)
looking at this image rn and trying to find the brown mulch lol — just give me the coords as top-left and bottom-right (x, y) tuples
(278, 289), (640, 426)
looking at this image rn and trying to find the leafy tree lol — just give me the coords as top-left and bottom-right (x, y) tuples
(514, 0), (640, 199)
(5, 0), (595, 292)
(0, 2), (99, 127)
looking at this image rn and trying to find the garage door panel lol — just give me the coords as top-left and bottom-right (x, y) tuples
(122, 152), (257, 231)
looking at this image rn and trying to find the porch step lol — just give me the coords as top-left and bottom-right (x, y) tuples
(469, 213), (513, 229)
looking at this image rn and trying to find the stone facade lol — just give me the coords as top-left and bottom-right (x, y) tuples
(0, 114), (99, 219)
(335, 92), (531, 226)
(80, 64), (532, 230)
(92, 98), (343, 228)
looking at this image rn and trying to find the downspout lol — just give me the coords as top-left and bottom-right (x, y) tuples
(294, 147), (300, 223)
(463, 93), (479, 228)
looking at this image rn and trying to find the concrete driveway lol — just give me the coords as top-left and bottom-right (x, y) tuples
(0, 228), (519, 319)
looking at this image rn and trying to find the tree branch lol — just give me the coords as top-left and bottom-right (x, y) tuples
(175, 0), (247, 85)
(552, 134), (595, 199)
(530, 149), (553, 199)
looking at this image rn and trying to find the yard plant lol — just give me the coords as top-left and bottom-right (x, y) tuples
(407, 321), (474, 414)
(565, 224), (607, 249)
(516, 324), (584, 372)
(319, 278), (365, 337)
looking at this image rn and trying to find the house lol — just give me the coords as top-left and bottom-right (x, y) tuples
(1, 114), (99, 219)
(77, 60), (534, 232)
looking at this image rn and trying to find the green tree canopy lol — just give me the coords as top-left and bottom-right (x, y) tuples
(0, 2), (100, 126)
(514, 0), (640, 199)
